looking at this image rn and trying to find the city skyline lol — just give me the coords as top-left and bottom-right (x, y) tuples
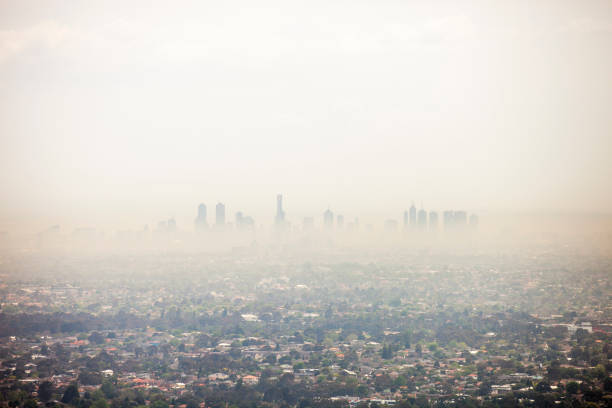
(3, 193), (611, 238)
(0, 2), (611, 407)
(11, 194), (486, 236)
(2, 1), (612, 236)
(160, 196), (479, 233)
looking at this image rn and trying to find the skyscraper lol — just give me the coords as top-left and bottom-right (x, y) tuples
(418, 208), (427, 230)
(275, 194), (285, 227)
(167, 218), (177, 232)
(469, 214), (479, 228)
(403, 210), (409, 229)
(454, 211), (467, 228)
(337, 214), (344, 228)
(443, 211), (454, 230)
(323, 209), (334, 228)
(429, 211), (438, 230)
(235, 211), (243, 226)
(215, 203), (225, 226)
(195, 203), (207, 230)
(409, 203), (417, 228)
(235, 211), (255, 229)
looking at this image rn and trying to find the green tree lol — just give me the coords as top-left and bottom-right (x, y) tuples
(91, 399), (108, 408)
(61, 383), (80, 405)
(38, 380), (55, 402)
(566, 381), (579, 394)
(100, 380), (117, 399)
(150, 400), (169, 408)
(24, 400), (37, 408)
(604, 377), (612, 392)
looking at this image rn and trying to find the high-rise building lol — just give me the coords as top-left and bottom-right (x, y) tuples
(215, 203), (225, 226)
(323, 209), (334, 228)
(337, 214), (344, 229)
(167, 218), (177, 232)
(429, 211), (438, 230)
(454, 211), (467, 228)
(236, 211), (255, 229)
(403, 210), (409, 229)
(409, 203), (417, 228)
(275, 194), (285, 226)
(418, 208), (427, 230)
(235, 211), (243, 226)
(198, 203), (206, 220)
(443, 211), (454, 230)
(195, 203), (207, 230)
(469, 214), (479, 228)
(243, 216), (254, 228)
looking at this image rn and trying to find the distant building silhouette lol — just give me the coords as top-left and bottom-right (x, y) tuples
(215, 203), (225, 226)
(454, 211), (467, 228)
(403, 210), (409, 229)
(157, 219), (177, 233)
(443, 211), (454, 229)
(195, 203), (207, 230)
(323, 209), (334, 228)
(418, 208), (427, 230)
(337, 215), (344, 229)
(167, 218), (177, 232)
(236, 211), (254, 229)
(469, 214), (479, 228)
(409, 203), (417, 228)
(429, 211), (438, 230)
(275, 194), (285, 227)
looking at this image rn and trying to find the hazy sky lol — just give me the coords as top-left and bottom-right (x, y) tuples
(1, 0), (611, 232)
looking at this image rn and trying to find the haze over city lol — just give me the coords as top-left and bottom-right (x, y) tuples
(1, 0), (612, 236)
(0, 2), (611, 408)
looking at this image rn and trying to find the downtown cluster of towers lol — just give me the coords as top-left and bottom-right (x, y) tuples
(399, 205), (478, 231)
(174, 194), (478, 233)
(193, 202), (254, 231)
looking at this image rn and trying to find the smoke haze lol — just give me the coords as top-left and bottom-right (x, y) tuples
(1, 0), (611, 244)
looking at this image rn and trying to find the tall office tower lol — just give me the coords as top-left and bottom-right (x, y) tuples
(242, 216), (254, 228)
(469, 214), (479, 228)
(429, 211), (439, 230)
(235, 211), (243, 227)
(275, 194), (285, 226)
(409, 203), (417, 228)
(215, 202), (226, 226)
(454, 211), (467, 228)
(323, 209), (334, 228)
(418, 208), (427, 230)
(195, 203), (207, 230)
(443, 210), (454, 230)
(337, 214), (344, 229)
(234, 212), (254, 229)
(167, 218), (177, 232)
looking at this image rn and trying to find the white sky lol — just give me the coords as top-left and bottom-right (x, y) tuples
(1, 0), (611, 232)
